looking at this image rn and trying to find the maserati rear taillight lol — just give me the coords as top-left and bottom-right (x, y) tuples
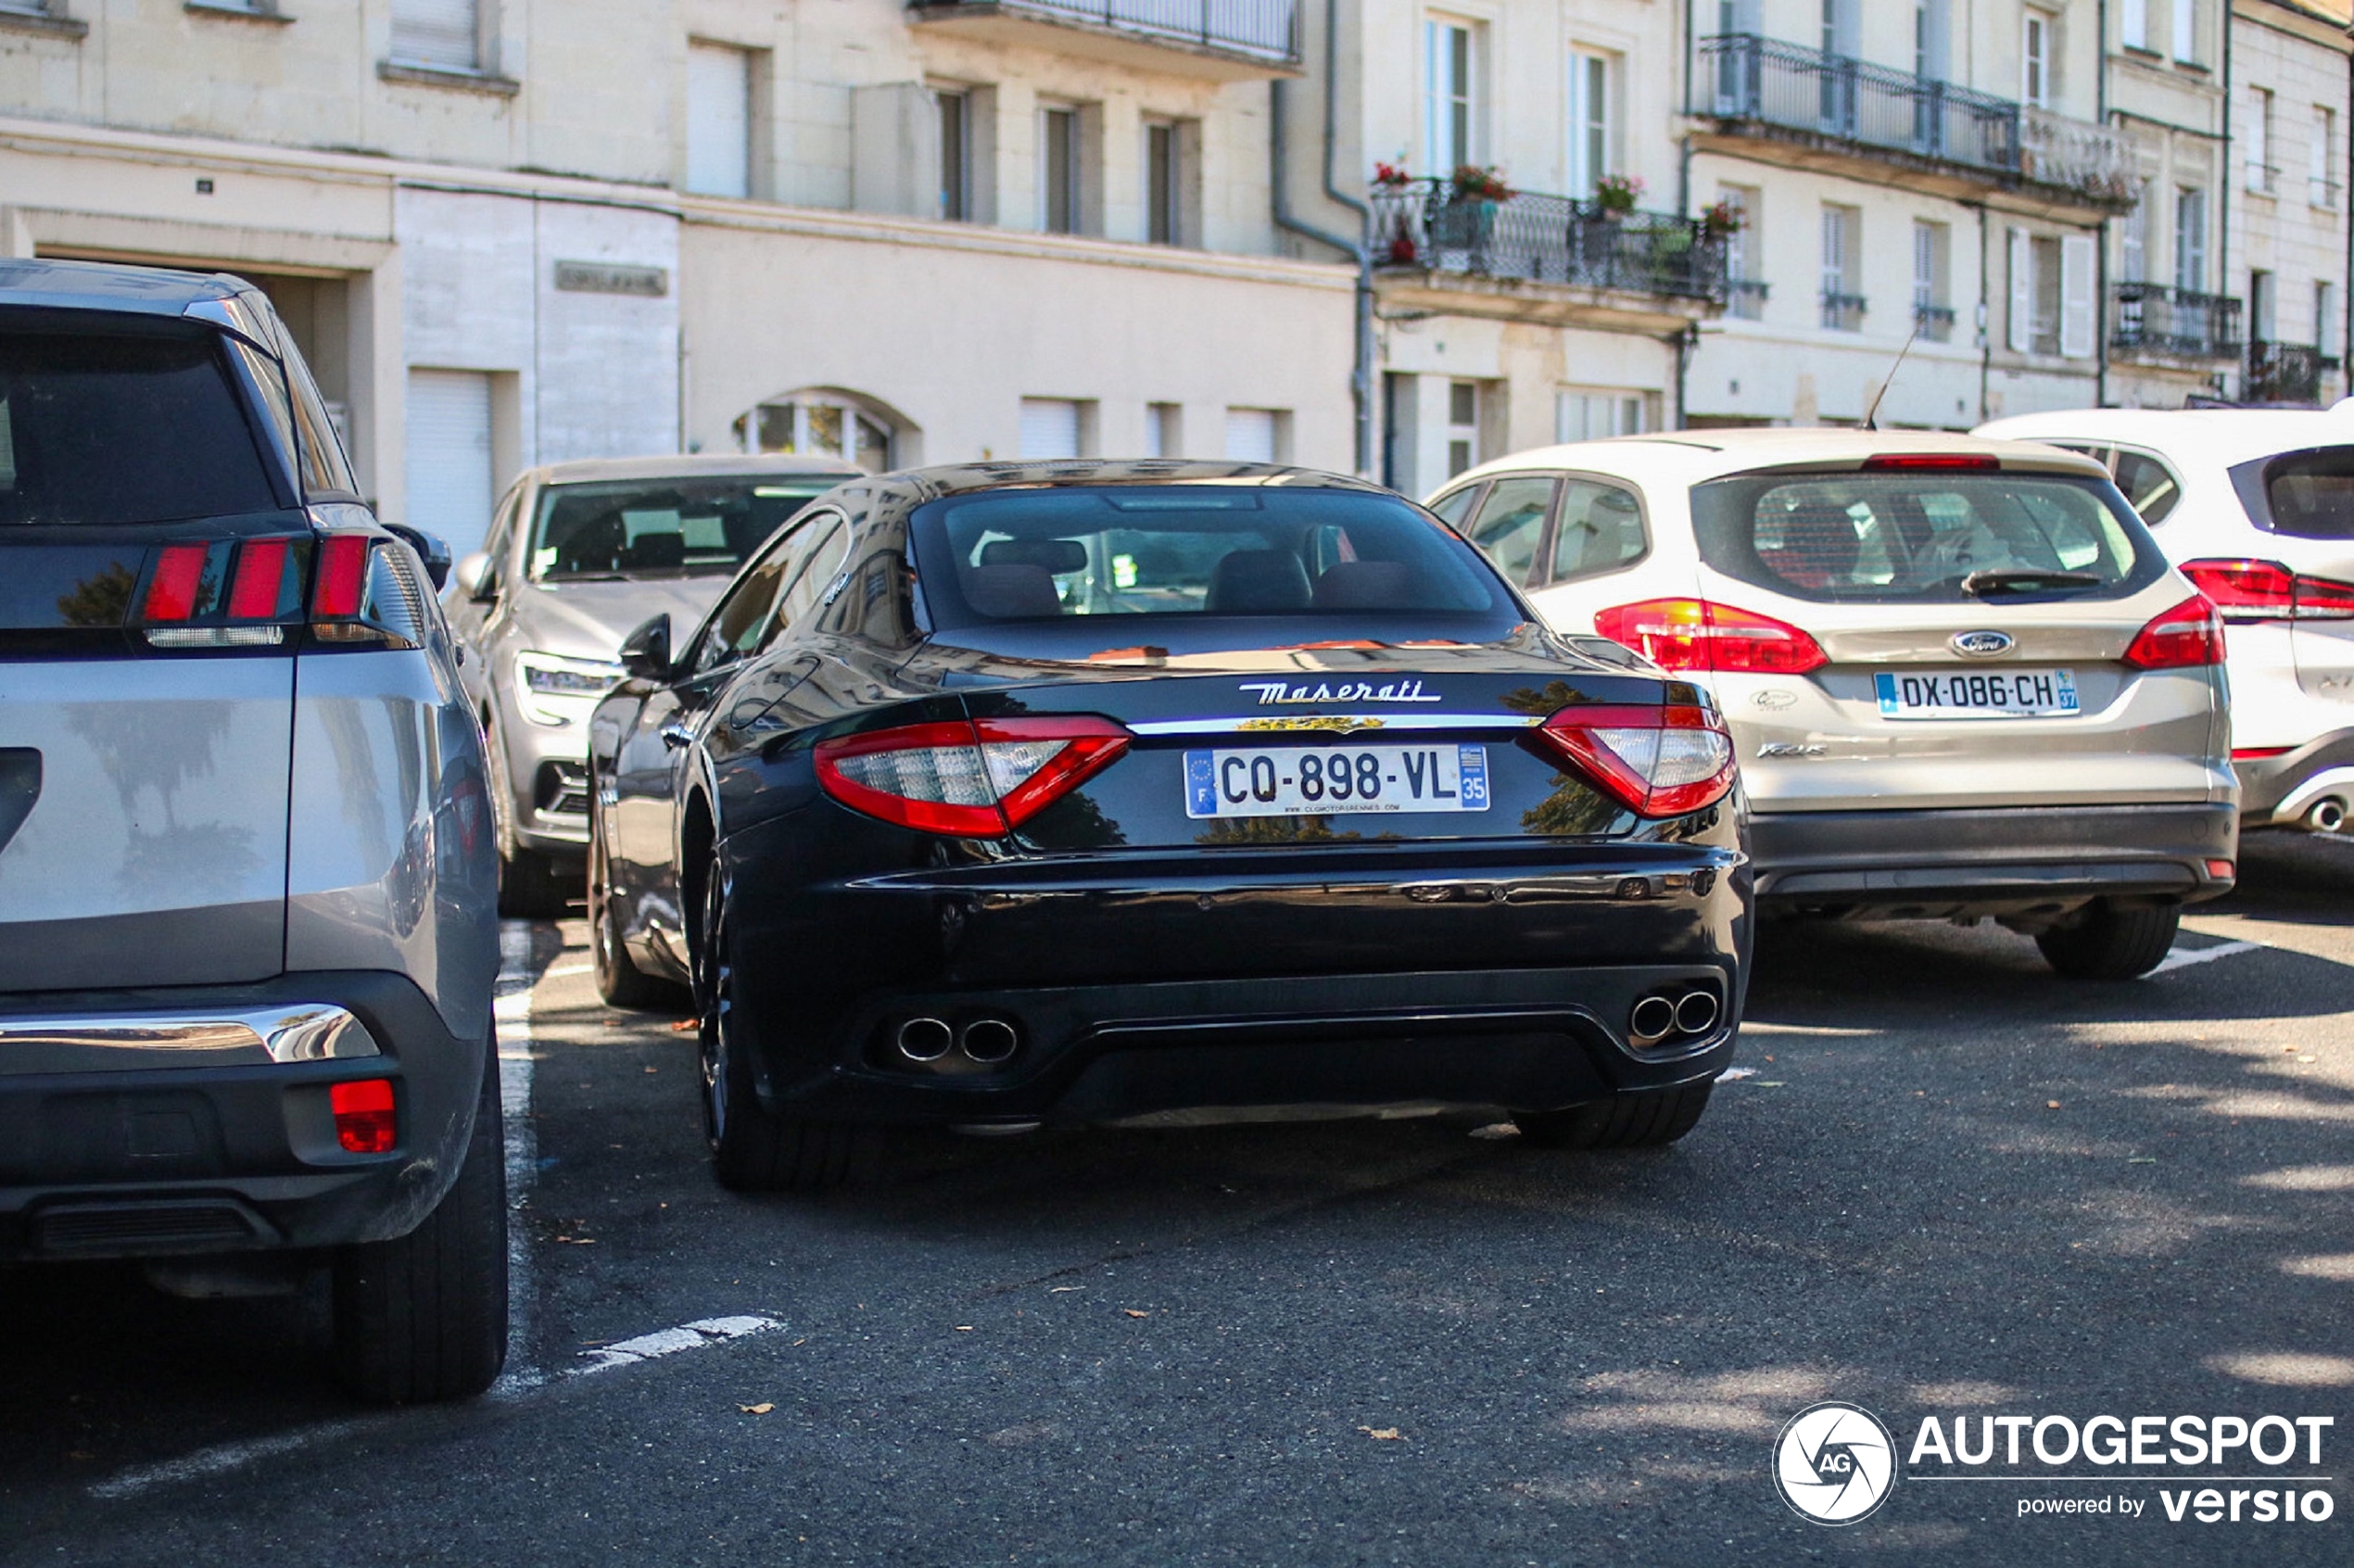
(2122, 594), (2226, 669)
(815, 715), (1132, 837)
(2182, 558), (2354, 622)
(1534, 703), (1737, 818)
(1592, 598), (1829, 675)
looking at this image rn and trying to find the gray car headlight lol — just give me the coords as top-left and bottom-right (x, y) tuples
(516, 651), (624, 726)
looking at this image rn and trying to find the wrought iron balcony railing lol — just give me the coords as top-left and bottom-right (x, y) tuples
(1369, 178), (1728, 303)
(2247, 340), (2327, 405)
(1696, 34), (2133, 207)
(1912, 301), (1956, 343)
(2110, 283), (2243, 360)
(1727, 277), (1768, 321)
(1820, 291), (1867, 332)
(907, 0), (1297, 66)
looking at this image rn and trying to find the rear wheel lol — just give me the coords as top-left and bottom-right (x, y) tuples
(1512, 1081), (1714, 1151)
(333, 1043), (510, 1404)
(696, 854), (868, 1192)
(589, 795), (684, 1011)
(2036, 900), (2181, 980)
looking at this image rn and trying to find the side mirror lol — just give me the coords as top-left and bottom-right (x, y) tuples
(386, 524), (454, 591)
(617, 613), (673, 682)
(451, 550), (494, 601)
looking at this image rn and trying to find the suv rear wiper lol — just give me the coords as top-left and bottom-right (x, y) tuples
(1960, 568), (2105, 597)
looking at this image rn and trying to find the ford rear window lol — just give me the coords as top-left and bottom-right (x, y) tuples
(0, 321), (280, 527)
(1690, 472), (2163, 603)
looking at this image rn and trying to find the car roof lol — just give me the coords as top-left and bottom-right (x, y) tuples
(1444, 427), (2109, 491)
(1977, 407), (2354, 466)
(881, 458), (1391, 498)
(0, 256), (252, 315)
(530, 453), (866, 486)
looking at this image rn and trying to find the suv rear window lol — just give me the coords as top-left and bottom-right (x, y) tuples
(1690, 471), (2161, 603)
(0, 322), (278, 526)
(910, 485), (1523, 651)
(2234, 446), (2354, 539)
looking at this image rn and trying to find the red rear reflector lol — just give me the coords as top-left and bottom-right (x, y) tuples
(1859, 453), (2000, 471)
(2232, 747), (2293, 760)
(2205, 860), (2235, 879)
(1593, 598), (1829, 675)
(312, 534), (369, 620)
(142, 542), (209, 623)
(330, 1078), (397, 1154)
(2122, 594), (2226, 669)
(814, 715), (1132, 837)
(228, 537), (291, 619)
(1535, 702), (1737, 818)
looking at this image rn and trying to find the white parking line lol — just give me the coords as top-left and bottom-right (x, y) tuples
(2151, 940), (2261, 976)
(571, 1315), (780, 1375)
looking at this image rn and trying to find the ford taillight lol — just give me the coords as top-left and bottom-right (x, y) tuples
(1593, 598), (1829, 675)
(2122, 595), (2227, 669)
(814, 715), (1132, 837)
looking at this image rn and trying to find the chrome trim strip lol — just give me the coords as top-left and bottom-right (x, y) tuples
(1128, 714), (1543, 737)
(0, 1005), (381, 1075)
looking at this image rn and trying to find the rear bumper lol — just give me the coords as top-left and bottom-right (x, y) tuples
(721, 828), (1751, 1126)
(2235, 728), (2354, 827)
(0, 971), (488, 1261)
(1751, 803), (2238, 916)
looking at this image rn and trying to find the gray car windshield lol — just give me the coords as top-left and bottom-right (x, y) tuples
(529, 476), (837, 581)
(1690, 471), (2164, 603)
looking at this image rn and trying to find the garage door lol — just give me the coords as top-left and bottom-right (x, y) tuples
(1019, 398), (1082, 459)
(1224, 407), (1279, 462)
(405, 369), (495, 554)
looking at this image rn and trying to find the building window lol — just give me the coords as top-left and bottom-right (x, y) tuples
(1144, 120), (1184, 245)
(1912, 0), (1947, 80)
(737, 391), (898, 473)
(1425, 18), (1478, 173)
(686, 43), (754, 199)
(1224, 408), (1285, 463)
(2319, 282), (2339, 360)
(1145, 403), (1182, 458)
(1913, 221), (1952, 342)
(1557, 388), (1650, 442)
(1719, 183), (1763, 320)
(1040, 106), (1081, 234)
(1820, 205), (1863, 331)
(1446, 380), (1479, 477)
(2174, 187), (2207, 293)
(2313, 107), (2339, 209)
(2171, 0), (2197, 64)
(2022, 9), (2053, 108)
(2251, 270), (2277, 343)
(2121, 0), (2149, 50)
(2247, 87), (2276, 196)
(939, 89), (971, 221)
(1567, 49), (1615, 200)
(2120, 184), (2149, 283)
(390, 0), (482, 74)
(1019, 397), (1088, 459)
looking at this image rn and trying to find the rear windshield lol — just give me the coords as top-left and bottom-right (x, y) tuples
(530, 475), (838, 581)
(2234, 446), (2354, 539)
(1690, 471), (2162, 603)
(0, 322), (278, 527)
(908, 485), (1525, 650)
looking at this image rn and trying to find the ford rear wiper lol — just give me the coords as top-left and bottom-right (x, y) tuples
(1960, 568), (2105, 597)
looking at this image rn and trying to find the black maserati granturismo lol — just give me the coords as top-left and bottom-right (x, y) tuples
(586, 461), (1750, 1190)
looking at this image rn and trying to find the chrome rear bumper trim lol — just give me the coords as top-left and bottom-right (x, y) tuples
(0, 1005), (382, 1075)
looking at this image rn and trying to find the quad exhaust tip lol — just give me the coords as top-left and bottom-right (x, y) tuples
(960, 1018), (1019, 1065)
(896, 1017), (954, 1063)
(1629, 988), (1721, 1046)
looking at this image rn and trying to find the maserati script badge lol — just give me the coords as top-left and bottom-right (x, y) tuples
(1238, 679), (1440, 704)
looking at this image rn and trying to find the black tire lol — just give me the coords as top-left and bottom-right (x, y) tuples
(696, 854), (868, 1192)
(1512, 1081), (1714, 1151)
(2036, 900), (2181, 980)
(333, 1043), (510, 1404)
(589, 797), (684, 1011)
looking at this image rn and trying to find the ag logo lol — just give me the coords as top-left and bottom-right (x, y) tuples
(1951, 629), (2015, 658)
(1773, 1401), (1897, 1524)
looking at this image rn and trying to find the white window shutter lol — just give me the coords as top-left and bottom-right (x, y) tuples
(2007, 229), (2032, 354)
(2060, 234), (2096, 358)
(2122, 0), (2148, 49)
(1019, 398), (1082, 459)
(390, 0), (480, 72)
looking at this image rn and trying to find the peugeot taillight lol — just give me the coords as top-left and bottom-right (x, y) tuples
(1592, 598), (1829, 675)
(2122, 594), (2227, 669)
(2180, 558), (2354, 623)
(1534, 702), (1738, 818)
(814, 715), (1132, 837)
(134, 535), (306, 649)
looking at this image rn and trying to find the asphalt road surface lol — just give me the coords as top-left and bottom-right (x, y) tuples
(6, 836), (2354, 1567)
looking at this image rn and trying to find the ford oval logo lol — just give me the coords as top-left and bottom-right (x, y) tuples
(1952, 630), (2015, 658)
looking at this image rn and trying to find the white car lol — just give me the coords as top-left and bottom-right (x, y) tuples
(1429, 429), (2237, 979)
(1978, 408), (2354, 835)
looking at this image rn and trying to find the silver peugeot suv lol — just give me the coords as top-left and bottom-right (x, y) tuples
(445, 454), (856, 916)
(0, 260), (504, 1403)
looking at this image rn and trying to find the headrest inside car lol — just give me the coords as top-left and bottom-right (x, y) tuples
(981, 537), (1089, 575)
(1205, 549), (1312, 613)
(963, 563), (1064, 619)
(1311, 559), (1415, 609)
(621, 531), (686, 570)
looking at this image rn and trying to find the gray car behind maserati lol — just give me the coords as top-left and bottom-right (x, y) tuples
(444, 453), (858, 917)
(0, 259), (505, 1404)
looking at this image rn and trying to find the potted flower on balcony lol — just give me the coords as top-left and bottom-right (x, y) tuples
(1373, 160), (1412, 189)
(1699, 199), (1743, 239)
(1594, 172), (1644, 218)
(1451, 164), (1512, 203)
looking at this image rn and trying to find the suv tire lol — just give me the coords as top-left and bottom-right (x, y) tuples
(696, 854), (869, 1192)
(333, 1044), (510, 1404)
(1512, 1081), (1713, 1150)
(2036, 900), (2181, 980)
